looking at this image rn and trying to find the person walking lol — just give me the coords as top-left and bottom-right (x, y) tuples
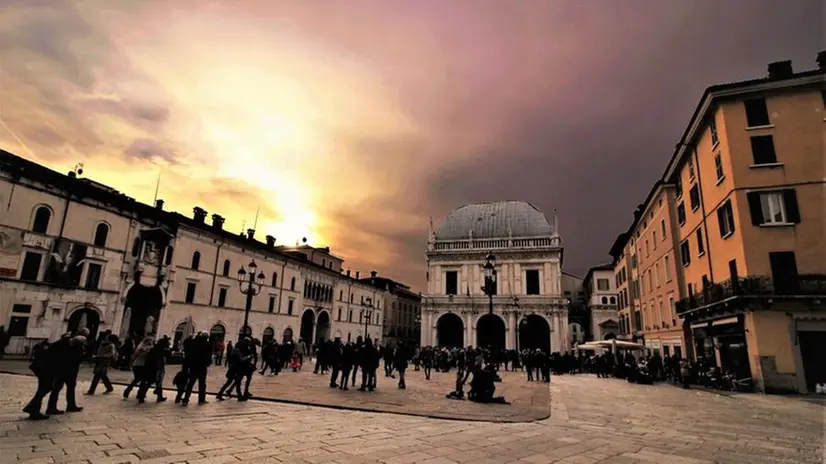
(22, 339), (52, 420)
(182, 331), (211, 405)
(394, 341), (409, 389)
(86, 334), (117, 395)
(146, 336), (169, 402)
(123, 337), (154, 403)
(46, 329), (88, 415)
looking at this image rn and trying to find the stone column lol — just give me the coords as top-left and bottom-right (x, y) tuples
(464, 313), (473, 347)
(508, 311), (516, 350)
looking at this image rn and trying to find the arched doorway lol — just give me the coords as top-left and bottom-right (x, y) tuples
(316, 311), (331, 344)
(121, 284), (164, 339)
(519, 314), (551, 353)
(173, 320), (195, 351)
(299, 309), (315, 343)
(603, 332), (617, 340)
(436, 313), (463, 348)
(209, 324), (225, 351)
(68, 307), (101, 340)
(476, 314), (506, 351)
(282, 327), (294, 343)
(262, 327), (275, 345)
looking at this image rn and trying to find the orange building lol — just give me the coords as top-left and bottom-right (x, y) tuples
(611, 53), (826, 394)
(610, 181), (686, 358)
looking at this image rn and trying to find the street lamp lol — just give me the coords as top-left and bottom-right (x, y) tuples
(361, 297), (373, 340)
(236, 260), (265, 341)
(482, 253), (496, 315)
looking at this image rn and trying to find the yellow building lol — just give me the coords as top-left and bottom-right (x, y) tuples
(664, 57), (825, 393)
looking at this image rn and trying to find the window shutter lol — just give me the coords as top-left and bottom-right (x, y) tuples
(717, 207), (726, 236)
(783, 189), (800, 223)
(746, 192), (763, 226)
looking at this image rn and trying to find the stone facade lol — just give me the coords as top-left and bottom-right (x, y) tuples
(0, 150), (394, 355)
(421, 201), (569, 352)
(582, 265), (620, 342)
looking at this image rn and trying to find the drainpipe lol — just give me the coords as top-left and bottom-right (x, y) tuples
(689, 146), (715, 285)
(208, 239), (225, 306)
(276, 261), (287, 314)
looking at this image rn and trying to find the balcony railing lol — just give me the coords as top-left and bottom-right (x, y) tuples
(675, 274), (826, 315)
(432, 236), (557, 251)
(422, 294), (569, 307)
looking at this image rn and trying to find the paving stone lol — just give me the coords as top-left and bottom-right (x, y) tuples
(1, 372), (823, 464)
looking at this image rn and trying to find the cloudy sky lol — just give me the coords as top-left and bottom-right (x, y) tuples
(0, 0), (821, 289)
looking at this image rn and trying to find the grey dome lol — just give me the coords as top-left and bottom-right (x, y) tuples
(436, 201), (553, 240)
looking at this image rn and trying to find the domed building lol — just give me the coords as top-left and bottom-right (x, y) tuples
(421, 201), (570, 353)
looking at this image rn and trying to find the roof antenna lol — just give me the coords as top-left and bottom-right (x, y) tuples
(252, 206), (260, 230)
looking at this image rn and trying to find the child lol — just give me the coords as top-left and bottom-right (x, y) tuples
(289, 351), (301, 372)
(173, 367), (188, 404)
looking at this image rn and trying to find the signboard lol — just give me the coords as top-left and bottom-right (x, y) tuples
(0, 225), (24, 277)
(44, 239), (87, 286)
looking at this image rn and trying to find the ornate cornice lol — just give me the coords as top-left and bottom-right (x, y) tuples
(428, 249), (562, 263)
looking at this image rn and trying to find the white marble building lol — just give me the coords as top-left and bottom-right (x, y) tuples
(421, 201), (569, 353)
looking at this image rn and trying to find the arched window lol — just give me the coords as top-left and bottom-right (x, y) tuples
(290, 277), (296, 291)
(601, 296), (608, 304)
(610, 296), (616, 304)
(222, 259), (231, 277)
(191, 251), (201, 270)
(31, 206), (51, 234)
(271, 273), (277, 287)
(350, 294), (353, 303)
(339, 290), (343, 301)
(93, 223), (109, 247)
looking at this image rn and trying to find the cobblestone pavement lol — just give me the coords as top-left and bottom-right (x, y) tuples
(0, 360), (548, 422)
(1, 373), (823, 463)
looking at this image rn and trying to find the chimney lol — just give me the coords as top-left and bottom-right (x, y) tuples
(767, 60), (793, 79)
(246, 228), (255, 240)
(817, 51), (826, 70)
(356, 271), (360, 279)
(155, 199), (164, 210)
(346, 270), (351, 277)
(193, 207), (207, 223)
(266, 235), (275, 247)
(370, 270), (377, 278)
(211, 214), (224, 230)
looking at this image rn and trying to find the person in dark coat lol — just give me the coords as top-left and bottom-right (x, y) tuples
(23, 339), (52, 420)
(145, 336), (169, 402)
(339, 342), (355, 390)
(328, 338), (343, 388)
(393, 341), (409, 389)
(358, 338), (379, 392)
(182, 331), (211, 405)
(46, 329), (88, 414)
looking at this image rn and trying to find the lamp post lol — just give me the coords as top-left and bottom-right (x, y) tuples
(361, 297), (373, 340)
(482, 253), (496, 315)
(236, 260), (265, 341)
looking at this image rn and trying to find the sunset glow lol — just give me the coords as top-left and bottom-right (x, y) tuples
(0, 0), (819, 287)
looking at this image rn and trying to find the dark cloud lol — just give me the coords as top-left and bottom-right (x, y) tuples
(123, 138), (178, 163)
(76, 96), (170, 130)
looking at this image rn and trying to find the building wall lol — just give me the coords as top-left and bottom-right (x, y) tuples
(0, 175), (135, 354)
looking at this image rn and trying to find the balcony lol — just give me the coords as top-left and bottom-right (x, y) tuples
(423, 294), (569, 308)
(675, 274), (826, 315)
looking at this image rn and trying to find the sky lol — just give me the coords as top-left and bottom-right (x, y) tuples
(0, 0), (821, 290)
